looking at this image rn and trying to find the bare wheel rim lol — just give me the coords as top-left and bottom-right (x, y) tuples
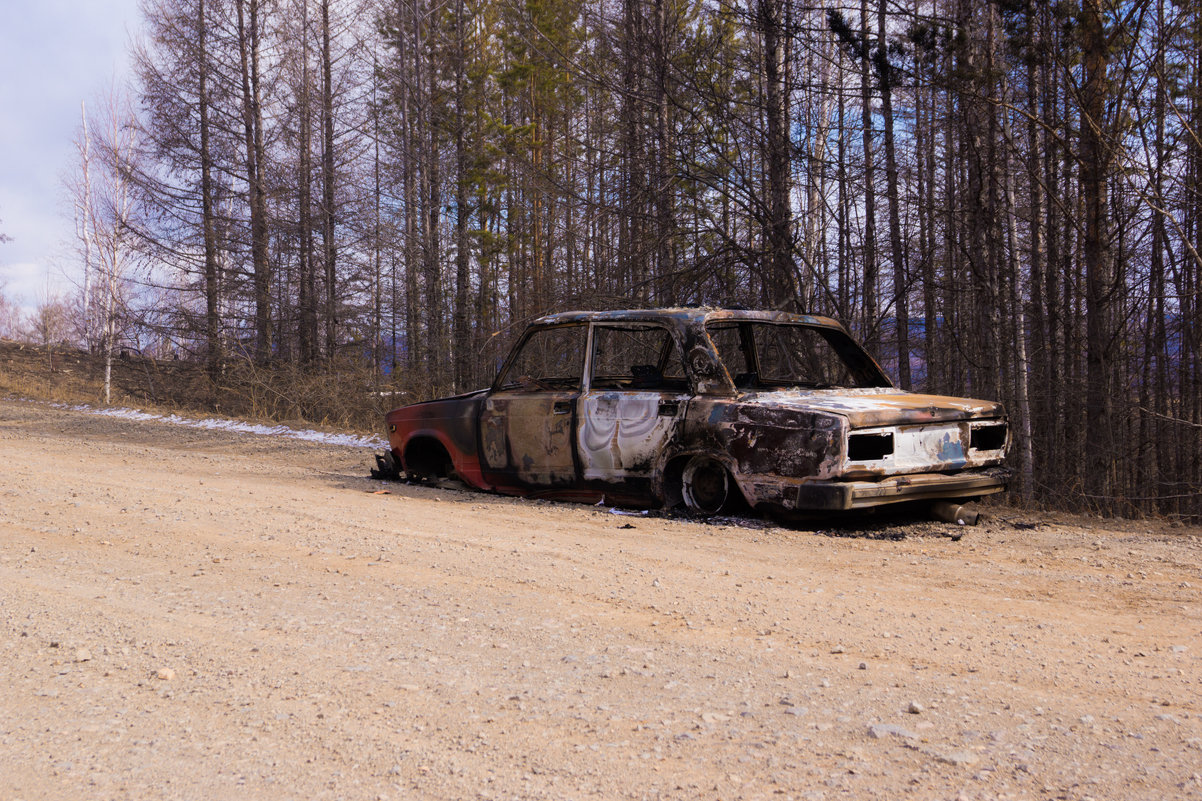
(681, 457), (730, 515)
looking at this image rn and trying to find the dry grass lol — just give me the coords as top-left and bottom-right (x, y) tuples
(215, 357), (411, 431)
(0, 341), (165, 407)
(0, 340), (413, 435)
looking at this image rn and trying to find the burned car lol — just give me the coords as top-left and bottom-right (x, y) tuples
(383, 308), (1009, 517)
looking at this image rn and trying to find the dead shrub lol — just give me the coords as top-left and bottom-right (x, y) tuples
(1, 340), (428, 436)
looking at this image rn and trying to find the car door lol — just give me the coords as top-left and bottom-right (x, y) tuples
(479, 323), (587, 488)
(578, 322), (690, 488)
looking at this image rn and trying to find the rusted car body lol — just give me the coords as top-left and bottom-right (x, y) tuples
(384, 309), (1009, 516)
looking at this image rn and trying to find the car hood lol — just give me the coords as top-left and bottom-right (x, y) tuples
(736, 387), (1005, 428)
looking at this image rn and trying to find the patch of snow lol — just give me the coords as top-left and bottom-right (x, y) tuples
(50, 402), (387, 450)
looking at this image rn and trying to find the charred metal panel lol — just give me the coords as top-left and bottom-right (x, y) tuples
(749, 467), (1009, 514)
(726, 405), (845, 481)
(751, 388), (1004, 428)
(578, 390), (688, 479)
(842, 418), (1009, 479)
(480, 405), (506, 470)
(674, 399), (847, 505)
(843, 422), (967, 477)
(480, 391), (578, 487)
(685, 344), (730, 396)
(386, 390), (485, 457)
(840, 468), (1009, 508)
(385, 390), (488, 488)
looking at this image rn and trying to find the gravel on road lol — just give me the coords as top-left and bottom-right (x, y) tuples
(1, 398), (1199, 800)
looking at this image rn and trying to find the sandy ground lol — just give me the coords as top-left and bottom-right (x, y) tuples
(1, 397), (1200, 801)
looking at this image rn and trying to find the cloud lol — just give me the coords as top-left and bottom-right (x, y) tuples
(0, 260), (74, 318)
(0, 0), (140, 314)
(0, 184), (79, 314)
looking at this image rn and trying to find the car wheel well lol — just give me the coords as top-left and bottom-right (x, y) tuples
(663, 455), (690, 508)
(664, 453), (744, 515)
(403, 437), (454, 480)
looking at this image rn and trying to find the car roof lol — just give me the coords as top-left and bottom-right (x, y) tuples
(530, 307), (847, 331)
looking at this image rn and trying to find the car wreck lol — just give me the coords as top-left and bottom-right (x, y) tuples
(381, 308), (1009, 520)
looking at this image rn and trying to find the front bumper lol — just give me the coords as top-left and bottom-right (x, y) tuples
(746, 467), (1010, 512)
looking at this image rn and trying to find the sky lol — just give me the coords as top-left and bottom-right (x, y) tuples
(0, 0), (142, 316)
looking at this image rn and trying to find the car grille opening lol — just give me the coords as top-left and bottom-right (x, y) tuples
(970, 422), (1007, 451)
(847, 431), (894, 461)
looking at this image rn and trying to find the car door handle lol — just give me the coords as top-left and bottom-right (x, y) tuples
(553, 401), (572, 415)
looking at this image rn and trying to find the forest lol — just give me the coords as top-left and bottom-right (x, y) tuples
(48, 0), (1202, 521)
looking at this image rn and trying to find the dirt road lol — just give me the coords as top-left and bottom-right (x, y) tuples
(1, 398), (1199, 800)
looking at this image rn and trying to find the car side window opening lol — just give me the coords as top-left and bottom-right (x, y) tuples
(706, 323), (753, 387)
(496, 325), (587, 391)
(590, 324), (689, 392)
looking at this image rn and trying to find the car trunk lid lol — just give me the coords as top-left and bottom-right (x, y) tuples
(739, 387), (1004, 428)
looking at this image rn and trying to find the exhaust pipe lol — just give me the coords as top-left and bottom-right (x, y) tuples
(930, 501), (979, 526)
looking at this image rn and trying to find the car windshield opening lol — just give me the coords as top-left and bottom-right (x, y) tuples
(705, 322), (889, 390)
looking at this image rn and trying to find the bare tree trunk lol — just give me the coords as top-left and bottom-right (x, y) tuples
(297, 0), (317, 365)
(100, 94), (136, 405)
(942, 57), (963, 398)
(914, 39), (937, 392)
(859, 0), (878, 349)
(371, 57), (383, 378)
(619, 0), (647, 304)
(1191, 16), (1202, 519)
(77, 102), (95, 354)
(1145, 0), (1169, 513)
(415, 0), (443, 390)
(801, 29), (833, 315)
(395, 0), (419, 374)
(836, 57), (850, 321)
(320, 0), (337, 358)
(197, 0), (222, 378)
(760, 0), (796, 310)
(1043, 18), (1064, 486)
(1081, 0), (1116, 509)
(236, 0), (272, 363)
(1000, 85), (1034, 499)
(1024, 0), (1047, 492)
(652, 0), (678, 304)
(452, 0), (471, 392)
(529, 74), (545, 315)
(877, 0), (908, 387)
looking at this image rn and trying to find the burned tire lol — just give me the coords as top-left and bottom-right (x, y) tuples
(371, 451), (402, 480)
(680, 456), (732, 515)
